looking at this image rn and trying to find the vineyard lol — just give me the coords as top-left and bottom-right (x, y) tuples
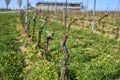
(0, 0), (120, 80)
(0, 10), (119, 80)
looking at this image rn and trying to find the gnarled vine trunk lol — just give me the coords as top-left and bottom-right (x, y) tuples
(32, 16), (37, 41)
(44, 28), (55, 59)
(60, 34), (69, 80)
(36, 16), (48, 48)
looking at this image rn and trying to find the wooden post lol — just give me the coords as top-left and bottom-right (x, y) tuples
(54, 0), (57, 19)
(116, 0), (120, 39)
(47, 2), (50, 16)
(27, 17), (31, 37)
(86, 0), (89, 20)
(25, 0), (29, 36)
(19, 10), (25, 27)
(64, 0), (68, 33)
(60, 34), (69, 80)
(92, 0), (96, 31)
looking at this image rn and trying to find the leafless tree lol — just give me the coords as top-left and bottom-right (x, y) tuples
(5, 0), (10, 9)
(18, 0), (22, 8)
(17, 0), (22, 14)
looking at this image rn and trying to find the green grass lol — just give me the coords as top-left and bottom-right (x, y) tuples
(0, 13), (24, 80)
(22, 15), (120, 80)
(0, 13), (120, 80)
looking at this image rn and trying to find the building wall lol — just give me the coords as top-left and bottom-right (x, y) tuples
(36, 5), (62, 11)
(36, 2), (82, 12)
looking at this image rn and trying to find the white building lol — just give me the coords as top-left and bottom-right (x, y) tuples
(36, 2), (83, 12)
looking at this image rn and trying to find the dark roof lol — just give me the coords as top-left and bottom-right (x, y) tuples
(36, 2), (81, 6)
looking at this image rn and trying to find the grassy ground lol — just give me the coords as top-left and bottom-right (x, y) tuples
(21, 14), (120, 80)
(0, 12), (120, 80)
(0, 13), (24, 80)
